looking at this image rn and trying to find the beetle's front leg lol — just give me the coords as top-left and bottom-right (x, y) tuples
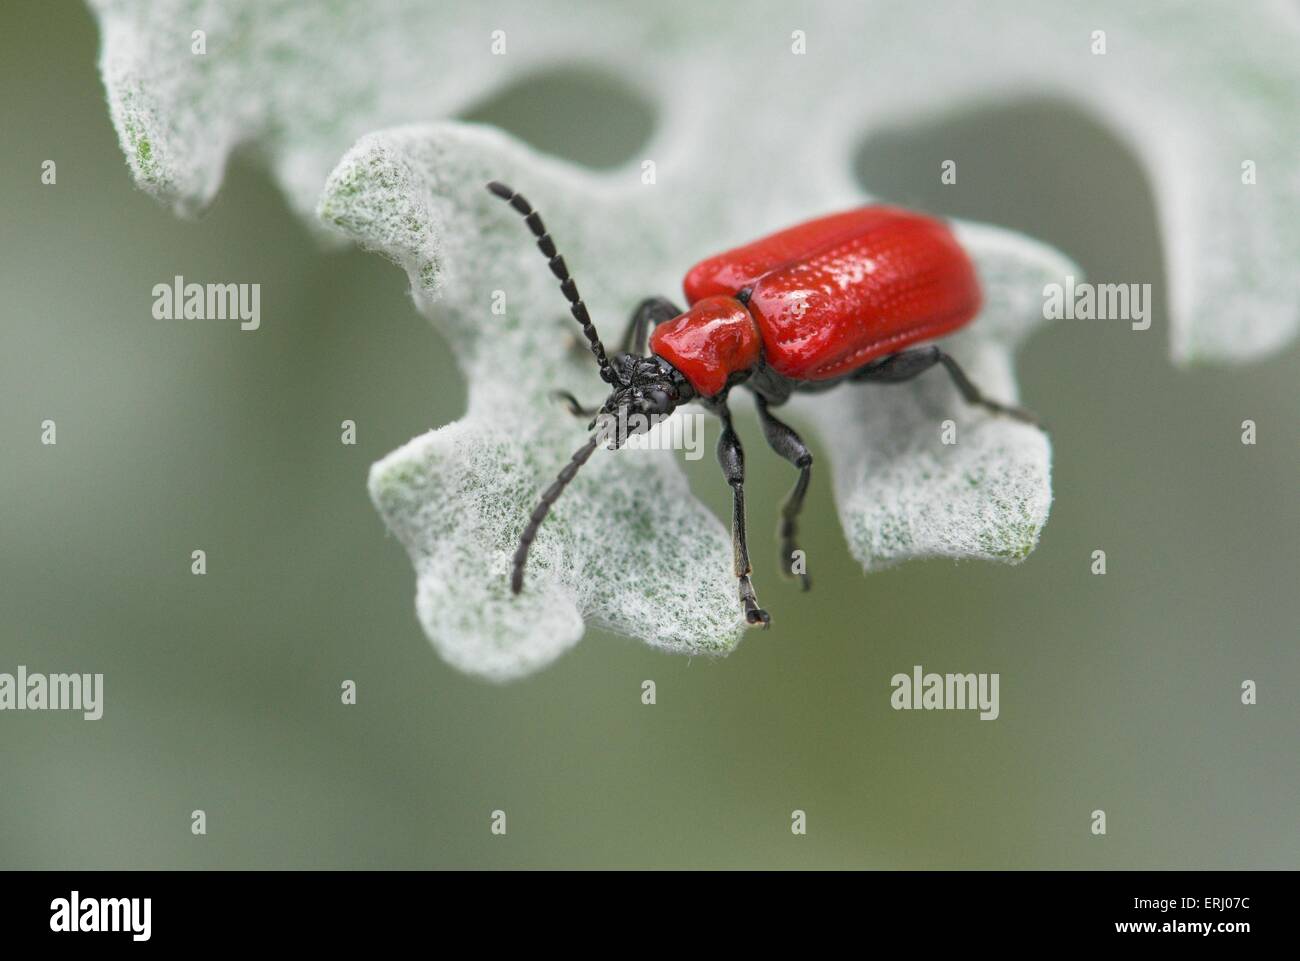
(716, 406), (770, 628)
(550, 390), (601, 419)
(620, 296), (682, 357)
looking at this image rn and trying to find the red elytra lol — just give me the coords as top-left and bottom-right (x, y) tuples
(651, 205), (981, 395)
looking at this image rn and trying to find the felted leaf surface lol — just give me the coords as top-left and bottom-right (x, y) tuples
(88, 0), (1300, 676)
(91, 0), (1300, 363)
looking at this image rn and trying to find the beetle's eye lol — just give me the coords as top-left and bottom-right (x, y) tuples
(645, 388), (671, 414)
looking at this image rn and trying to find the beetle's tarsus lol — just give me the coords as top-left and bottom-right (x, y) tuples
(738, 573), (769, 627)
(979, 397), (1047, 431)
(777, 547), (812, 591)
(551, 389), (600, 418)
(997, 402), (1046, 430)
(793, 568), (813, 592)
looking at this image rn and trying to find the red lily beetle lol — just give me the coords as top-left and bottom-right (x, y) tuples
(488, 182), (1040, 626)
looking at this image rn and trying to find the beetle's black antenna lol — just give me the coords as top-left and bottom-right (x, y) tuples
(511, 433), (602, 594)
(487, 181), (615, 384)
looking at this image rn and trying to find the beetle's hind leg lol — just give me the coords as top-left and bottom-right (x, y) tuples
(754, 396), (813, 591)
(853, 346), (1043, 428)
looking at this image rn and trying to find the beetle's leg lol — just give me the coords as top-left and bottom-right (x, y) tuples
(854, 346), (1042, 427)
(754, 397), (814, 591)
(621, 297), (682, 356)
(716, 405), (771, 627)
(551, 390), (601, 419)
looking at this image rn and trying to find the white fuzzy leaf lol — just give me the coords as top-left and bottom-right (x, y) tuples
(87, 0), (1300, 676)
(90, 0), (1300, 363)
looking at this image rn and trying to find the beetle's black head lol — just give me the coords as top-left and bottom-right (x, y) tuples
(595, 354), (695, 448)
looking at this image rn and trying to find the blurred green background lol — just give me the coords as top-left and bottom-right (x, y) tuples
(2, 3), (1296, 869)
